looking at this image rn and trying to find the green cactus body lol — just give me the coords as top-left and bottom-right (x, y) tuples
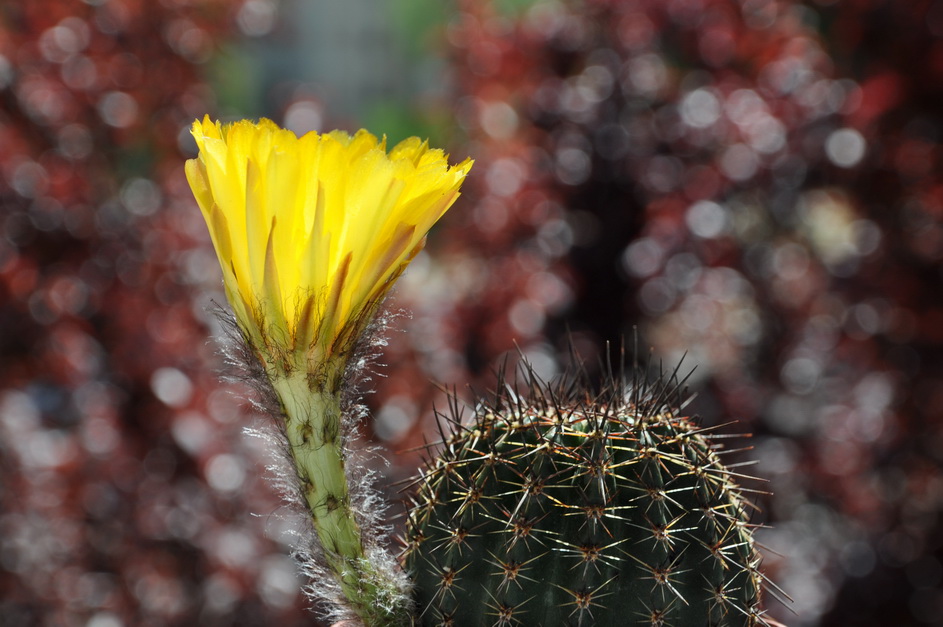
(403, 367), (766, 626)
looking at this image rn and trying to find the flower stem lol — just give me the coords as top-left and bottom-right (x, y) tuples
(271, 369), (409, 627)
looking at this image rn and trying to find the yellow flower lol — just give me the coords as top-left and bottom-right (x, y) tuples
(185, 116), (472, 372)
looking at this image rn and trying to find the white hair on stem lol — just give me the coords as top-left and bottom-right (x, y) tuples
(212, 302), (413, 626)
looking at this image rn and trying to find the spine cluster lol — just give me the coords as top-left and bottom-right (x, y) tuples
(402, 362), (771, 626)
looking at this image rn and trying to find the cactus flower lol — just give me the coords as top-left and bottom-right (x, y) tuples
(185, 116), (472, 374)
(185, 116), (471, 627)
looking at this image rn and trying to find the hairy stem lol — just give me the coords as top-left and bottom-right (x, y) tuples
(271, 369), (409, 627)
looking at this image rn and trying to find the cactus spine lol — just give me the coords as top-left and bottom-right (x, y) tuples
(403, 360), (768, 626)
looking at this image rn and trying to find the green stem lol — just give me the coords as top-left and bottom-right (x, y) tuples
(271, 369), (408, 627)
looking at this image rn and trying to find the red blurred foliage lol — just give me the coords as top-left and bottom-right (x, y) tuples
(377, 1), (943, 625)
(0, 2), (315, 625)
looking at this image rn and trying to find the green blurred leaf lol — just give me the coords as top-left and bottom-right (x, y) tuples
(208, 44), (264, 116)
(493, 0), (542, 16)
(388, 0), (449, 58)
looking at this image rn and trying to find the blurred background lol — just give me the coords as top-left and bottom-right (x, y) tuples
(2, 0), (942, 625)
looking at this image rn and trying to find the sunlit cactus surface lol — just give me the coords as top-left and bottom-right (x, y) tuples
(403, 359), (768, 627)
